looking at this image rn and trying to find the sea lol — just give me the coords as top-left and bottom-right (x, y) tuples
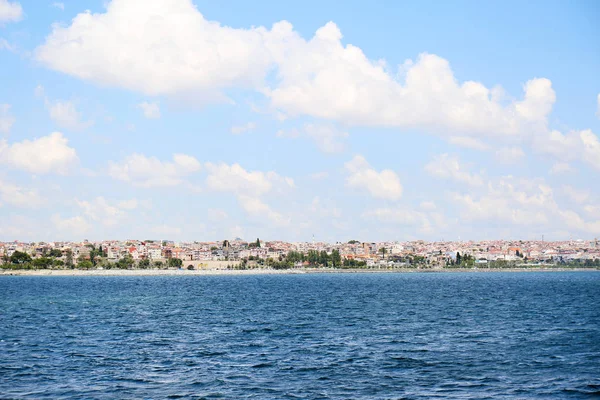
(1, 272), (599, 399)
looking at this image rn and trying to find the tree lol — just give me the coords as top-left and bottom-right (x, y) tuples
(138, 258), (150, 269)
(10, 251), (32, 265)
(331, 249), (342, 268)
(48, 249), (63, 258)
(32, 257), (53, 269)
(379, 247), (388, 259)
(222, 240), (230, 248)
(65, 250), (74, 269)
(456, 252), (462, 265)
(117, 254), (134, 269)
(256, 238), (261, 248)
(168, 258), (183, 268)
(78, 260), (93, 269)
(348, 240), (360, 244)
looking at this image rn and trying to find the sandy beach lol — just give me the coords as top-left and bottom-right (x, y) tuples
(1, 267), (597, 276)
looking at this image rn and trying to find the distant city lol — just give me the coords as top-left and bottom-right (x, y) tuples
(2, 238), (599, 270)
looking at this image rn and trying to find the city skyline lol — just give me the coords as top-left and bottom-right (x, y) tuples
(1, 0), (599, 243)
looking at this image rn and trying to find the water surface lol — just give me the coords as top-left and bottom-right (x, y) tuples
(1, 272), (599, 398)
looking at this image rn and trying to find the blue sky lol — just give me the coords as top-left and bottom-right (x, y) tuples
(0, 0), (599, 242)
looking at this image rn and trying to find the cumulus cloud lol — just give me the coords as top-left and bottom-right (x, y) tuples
(35, 0), (274, 97)
(151, 224), (182, 237)
(51, 214), (91, 235)
(0, 0), (22, 23)
(35, 1), (554, 137)
(47, 99), (93, 130)
(0, 38), (15, 51)
(231, 122), (256, 134)
(0, 104), (15, 134)
(0, 179), (44, 208)
(278, 123), (348, 153)
(75, 196), (137, 226)
(205, 162), (294, 196)
(207, 208), (228, 222)
(562, 185), (590, 204)
(36, 86), (93, 130)
(137, 101), (161, 119)
(0, 132), (78, 174)
(362, 207), (438, 234)
(345, 155), (402, 200)
(108, 153), (201, 187)
(495, 146), (525, 164)
(448, 136), (490, 151)
(533, 129), (600, 171)
(237, 194), (290, 226)
(204, 162), (293, 225)
(32, 0), (597, 169)
(550, 162), (574, 175)
(452, 176), (600, 235)
(425, 154), (484, 186)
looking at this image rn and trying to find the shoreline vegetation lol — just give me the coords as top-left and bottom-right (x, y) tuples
(2, 267), (598, 276)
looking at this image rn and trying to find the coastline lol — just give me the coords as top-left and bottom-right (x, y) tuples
(1, 267), (598, 276)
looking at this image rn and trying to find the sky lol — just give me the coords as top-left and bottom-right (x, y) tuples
(0, 0), (599, 243)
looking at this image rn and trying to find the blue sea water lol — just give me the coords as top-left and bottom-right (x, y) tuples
(1, 272), (599, 399)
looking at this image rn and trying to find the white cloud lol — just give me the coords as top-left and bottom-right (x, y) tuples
(36, 87), (93, 131)
(270, 30), (555, 136)
(550, 162), (574, 175)
(345, 155), (402, 200)
(584, 204), (600, 219)
(0, 0), (22, 23)
(35, 0), (275, 97)
(205, 162), (294, 196)
(0, 104), (15, 134)
(207, 208), (228, 222)
(47, 99), (93, 130)
(151, 225), (182, 237)
(118, 199), (138, 210)
(277, 123), (348, 153)
(0, 38), (15, 51)
(362, 207), (440, 234)
(51, 214), (91, 235)
(448, 136), (490, 151)
(35, 1), (553, 138)
(0, 179), (44, 208)
(33, 0), (598, 169)
(310, 171), (329, 180)
(75, 196), (136, 226)
(420, 201), (437, 211)
(495, 146), (525, 164)
(562, 185), (590, 204)
(533, 129), (600, 171)
(231, 122), (256, 134)
(309, 196), (342, 218)
(137, 101), (161, 119)
(451, 176), (600, 235)
(108, 153), (201, 187)
(0, 132), (78, 174)
(237, 194), (289, 226)
(51, 2), (64, 10)
(425, 154), (484, 186)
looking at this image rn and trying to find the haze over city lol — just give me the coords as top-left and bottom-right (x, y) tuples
(1, 0), (599, 243)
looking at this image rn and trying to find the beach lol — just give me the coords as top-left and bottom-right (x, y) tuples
(1, 267), (597, 276)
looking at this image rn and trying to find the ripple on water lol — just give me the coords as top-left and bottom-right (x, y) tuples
(0, 272), (599, 399)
